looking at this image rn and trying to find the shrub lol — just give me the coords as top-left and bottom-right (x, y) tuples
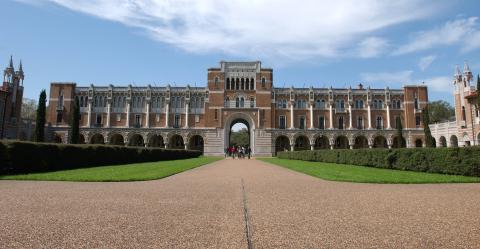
(277, 147), (480, 177)
(0, 141), (202, 175)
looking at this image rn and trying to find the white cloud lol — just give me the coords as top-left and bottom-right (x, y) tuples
(394, 17), (479, 55)
(361, 70), (452, 93)
(418, 55), (436, 71)
(21, 0), (441, 60)
(361, 70), (413, 84)
(356, 37), (389, 58)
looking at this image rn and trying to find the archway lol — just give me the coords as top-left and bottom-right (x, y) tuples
(354, 136), (368, 149)
(415, 139), (423, 148)
(79, 134), (86, 144)
(170, 134), (184, 149)
(229, 120), (250, 148)
(450, 135), (458, 148)
(392, 136), (406, 148)
(128, 134), (144, 147)
(334, 135), (349, 149)
(90, 134), (104, 144)
(275, 135), (290, 154)
(294, 135), (309, 151)
(224, 112), (255, 154)
(314, 136), (329, 150)
(439, 136), (447, 147)
(148, 135), (164, 147)
(189, 135), (204, 152)
(110, 134), (125, 146)
(53, 134), (63, 144)
(373, 136), (387, 148)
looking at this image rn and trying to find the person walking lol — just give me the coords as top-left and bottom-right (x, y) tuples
(247, 147), (251, 159)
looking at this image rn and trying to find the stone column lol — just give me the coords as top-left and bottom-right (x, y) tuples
(106, 102), (111, 128)
(329, 104), (333, 129)
(290, 102), (294, 129)
(309, 103), (314, 129)
(165, 103), (170, 128)
(348, 104), (353, 129)
(146, 102), (150, 128)
(367, 104), (372, 129)
(184, 102), (189, 128)
(126, 103), (130, 128)
(290, 142), (295, 152)
(386, 104), (391, 129)
(87, 102), (92, 128)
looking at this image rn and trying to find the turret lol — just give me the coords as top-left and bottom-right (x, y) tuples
(3, 56), (15, 84)
(463, 61), (473, 82)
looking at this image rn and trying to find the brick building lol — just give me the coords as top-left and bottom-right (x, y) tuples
(47, 61), (427, 155)
(430, 62), (480, 147)
(0, 56), (24, 139)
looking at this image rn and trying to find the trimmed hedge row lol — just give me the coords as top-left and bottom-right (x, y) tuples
(0, 140), (202, 175)
(277, 147), (480, 177)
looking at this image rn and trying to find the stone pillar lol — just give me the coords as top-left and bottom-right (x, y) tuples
(310, 143), (314, 151)
(87, 102), (92, 128)
(386, 105), (391, 129)
(146, 102), (150, 128)
(309, 104), (314, 129)
(290, 142), (295, 152)
(348, 104), (353, 129)
(329, 104), (333, 129)
(126, 103), (130, 128)
(184, 102), (189, 128)
(367, 104), (372, 129)
(165, 103), (170, 128)
(290, 102), (294, 129)
(106, 102), (111, 128)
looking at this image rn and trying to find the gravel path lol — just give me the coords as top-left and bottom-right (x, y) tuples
(1, 158), (479, 248)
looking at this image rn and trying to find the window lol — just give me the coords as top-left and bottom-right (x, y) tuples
(357, 116), (363, 129)
(299, 116), (306, 129)
(225, 97), (230, 107)
(261, 77), (266, 88)
(279, 115), (286, 129)
(415, 116), (421, 126)
(376, 116), (383, 129)
(240, 97), (245, 108)
(250, 78), (254, 89)
(414, 98), (419, 109)
(378, 100), (383, 109)
(214, 77), (219, 88)
(250, 97), (255, 108)
(355, 100), (363, 109)
(226, 78), (230, 90)
(174, 114), (180, 128)
(338, 116), (344, 129)
(135, 114), (141, 127)
(56, 112), (62, 124)
(96, 114), (102, 126)
(195, 114), (199, 123)
(156, 114), (160, 122)
(319, 116), (325, 129)
(236, 97), (240, 108)
(282, 100), (287, 109)
(462, 106), (466, 121)
(116, 114), (121, 122)
(214, 109), (218, 120)
(336, 99), (345, 110)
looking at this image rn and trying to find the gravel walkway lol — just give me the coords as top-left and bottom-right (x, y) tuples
(1, 158), (479, 248)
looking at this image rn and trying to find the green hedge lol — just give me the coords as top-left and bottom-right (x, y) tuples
(277, 147), (480, 177)
(0, 140), (202, 175)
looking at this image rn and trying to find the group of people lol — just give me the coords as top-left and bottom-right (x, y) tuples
(225, 146), (252, 159)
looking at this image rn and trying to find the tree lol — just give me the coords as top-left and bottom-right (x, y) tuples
(230, 128), (249, 147)
(34, 90), (47, 142)
(477, 74), (480, 107)
(21, 98), (37, 121)
(69, 97), (80, 144)
(395, 116), (406, 148)
(428, 100), (455, 123)
(422, 106), (435, 148)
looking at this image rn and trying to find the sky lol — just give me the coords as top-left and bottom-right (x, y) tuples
(1, 0), (480, 104)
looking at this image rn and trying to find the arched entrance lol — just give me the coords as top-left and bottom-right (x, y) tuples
(415, 139), (423, 148)
(353, 136), (368, 149)
(110, 134), (125, 146)
(313, 136), (329, 150)
(189, 135), (204, 152)
(79, 134), (86, 144)
(224, 112), (255, 155)
(294, 135), (309, 151)
(90, 134), (104, 144)
(53, 134), (63, 143)
(128, 134), (144, 147)
(392, 136), (406, 148)
(229, 120), (250, 147)
(275, 135), (290, 154)
(439, 136), (447, 147)
(373, 136), (387, 148)
(170, 134), (184, 149)
(450, 135), (458, 147)
(335, 135), (349, 149)
(148, 135), (164, 147)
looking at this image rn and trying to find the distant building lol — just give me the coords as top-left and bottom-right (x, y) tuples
(1, 56), (24, 139)
(430, 62), (480, 147)
(47, 61), (428, 155)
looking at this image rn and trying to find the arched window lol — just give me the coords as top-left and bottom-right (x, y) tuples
(240, 97), (245, 107)
(462, 106), (466, 121)
(378, 100), (383, 109)
(80, 96), (84, 107)
(338, 116), (344, 129)
(236, 97), (240, 108)
(225, 97), (229, 107)
(414, 98), (419, 109)
(236, 78), (239, 90)
(250, 78), (254, 89)
(250, 97), (255, 108)
(226, 78), (230, 90)
(85, 96), (88, 107)
(357, 116), (363, 129)
(246, 78), (250, 90)
(214, 77), (219, 88)
(241, 78), (245, 90)
(282, 99), (287, 108)
(261, 77), (266, 88)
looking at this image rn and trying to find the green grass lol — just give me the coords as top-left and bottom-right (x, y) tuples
(0, 157), (223, 182)
(258, 158), (480, 184)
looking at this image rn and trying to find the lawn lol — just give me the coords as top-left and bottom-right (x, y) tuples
(258, 158), (480, 184)
(0, 157), (222, 182)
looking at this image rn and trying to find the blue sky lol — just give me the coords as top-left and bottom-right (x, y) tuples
(1, 0), (480, 104)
